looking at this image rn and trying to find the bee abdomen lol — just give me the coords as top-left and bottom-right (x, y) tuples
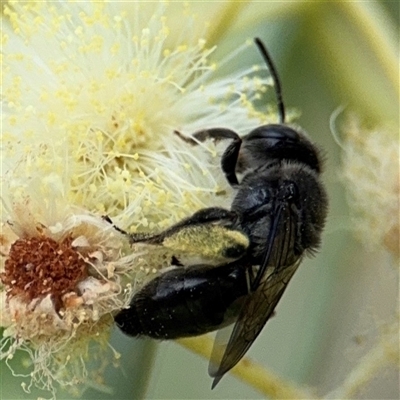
(114, 301), (145, 337)
(115, 263), (248, 339)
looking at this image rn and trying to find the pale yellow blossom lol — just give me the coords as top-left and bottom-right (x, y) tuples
(339, 116), (399, 259)
(0, 0), (278, 396)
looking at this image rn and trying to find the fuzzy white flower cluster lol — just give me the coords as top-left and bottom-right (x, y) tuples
(340, 117), (399, 258)
(1, 0), (277, 396)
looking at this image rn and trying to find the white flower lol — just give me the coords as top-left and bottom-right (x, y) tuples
(1, 0), (281, 397)
(340, 116), (399, 258)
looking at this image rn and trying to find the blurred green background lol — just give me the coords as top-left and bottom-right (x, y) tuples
(1, 1), (398, 399)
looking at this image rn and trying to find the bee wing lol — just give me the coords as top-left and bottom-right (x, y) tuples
(209, 201), (301, 387)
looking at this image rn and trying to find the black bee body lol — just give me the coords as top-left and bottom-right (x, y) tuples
(231, 155), (326, 266)
(113, 38), (328, 387)
(117, 262), (249, 339)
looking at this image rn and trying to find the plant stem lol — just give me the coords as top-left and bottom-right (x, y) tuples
(177, 335), (315, 399)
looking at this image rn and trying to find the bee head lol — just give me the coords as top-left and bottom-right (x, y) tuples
(242, 124), (322, 173)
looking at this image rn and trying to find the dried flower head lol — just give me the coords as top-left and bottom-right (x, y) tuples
(1, 0), (282, 396)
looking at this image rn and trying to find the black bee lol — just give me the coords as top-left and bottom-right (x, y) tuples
(114, 37), (328, 388)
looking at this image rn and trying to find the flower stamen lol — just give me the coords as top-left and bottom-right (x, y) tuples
(1, 236), (87, 308)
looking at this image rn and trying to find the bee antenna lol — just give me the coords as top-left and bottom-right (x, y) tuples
(254, 37), (285, 124)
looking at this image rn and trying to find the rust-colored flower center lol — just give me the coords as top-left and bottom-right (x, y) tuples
(1, 236), (88, 304)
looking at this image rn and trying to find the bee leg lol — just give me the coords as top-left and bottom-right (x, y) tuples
(174, 130), (197, 145)
(171, 255), (183, 266)
(146, 208), (238, 241)
(178, 207), (238, 227)
(174, 128), (239, 145)
(129, 208), (237, 245)
(102, 215), (159, 244)
(102, 215), (129, 235)
(174, 128), (242, 186)
(220, 135), (242, 186)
